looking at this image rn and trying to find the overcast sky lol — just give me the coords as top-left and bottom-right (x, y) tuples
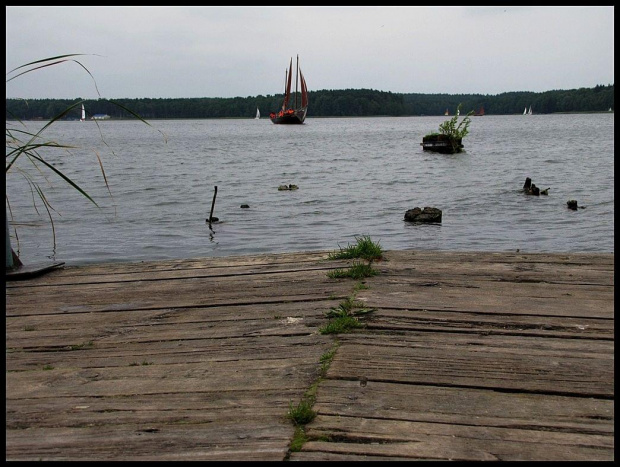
(5, 6), (615, 100)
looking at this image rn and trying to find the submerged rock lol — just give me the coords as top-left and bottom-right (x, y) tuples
(523, 177), (549, 196)
(278, 184), (299, 191)
(404, 207), (442, 223)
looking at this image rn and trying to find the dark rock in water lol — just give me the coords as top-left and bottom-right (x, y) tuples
(278, 184), (299, 191)
(206, 216), (219, 223)
(240, 204), (249, 208)
(523, 177), (548, 196)
(567, 200), (578, 210)
(404, 207), (442, 223)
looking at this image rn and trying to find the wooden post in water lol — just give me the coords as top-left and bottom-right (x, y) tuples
(208, 186), (218, 228)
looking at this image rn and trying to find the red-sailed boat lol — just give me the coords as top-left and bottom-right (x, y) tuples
(270, 55), (308, 124)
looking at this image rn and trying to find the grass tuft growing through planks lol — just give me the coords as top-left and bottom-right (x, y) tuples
(289, 426), (308, 452)
(319, 343), (340, 377)
(327, 260), (378, 280)
(327, 235), (383, 262)
(285, 342), (341, 455)
(287, 399), (317, 426)
(319, 296), (375, 335)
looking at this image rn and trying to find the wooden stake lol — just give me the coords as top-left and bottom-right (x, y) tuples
(209, 186), (218, 228)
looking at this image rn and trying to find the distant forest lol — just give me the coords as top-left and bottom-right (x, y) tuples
(5, 84), (614, 120)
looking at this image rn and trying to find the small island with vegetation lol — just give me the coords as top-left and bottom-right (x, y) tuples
(421, 104), (473, 154)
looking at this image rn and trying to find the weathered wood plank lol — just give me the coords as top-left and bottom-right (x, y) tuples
(326, 340), (613, 397)
(5, 251), (339, 285)
(6, 424), (293, 461)
(5, 250), (614, 460)
(311, 379), (614, 433)
(375, 251), (614, 285)
(294, 435), (612, 461)
(5, 301), (336, 352)
(364, 308), (613, 339)
(6, 270), (351, 317)
(356, 280), (612, 318)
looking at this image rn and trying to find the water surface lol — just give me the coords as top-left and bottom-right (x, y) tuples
(6, 113), (614, 266)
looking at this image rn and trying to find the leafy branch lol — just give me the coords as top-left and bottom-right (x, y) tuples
(438, 103), (474, 139)
(6, 54), (167, 262)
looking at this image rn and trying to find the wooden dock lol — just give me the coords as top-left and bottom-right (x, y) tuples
(6, 250), (614, 461)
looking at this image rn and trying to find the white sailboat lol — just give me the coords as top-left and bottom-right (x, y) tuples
(528, 106), (532, 115)
(523, 107), (527, 115)
(80, 104), (86, 122)
(255, 108), (260, 120)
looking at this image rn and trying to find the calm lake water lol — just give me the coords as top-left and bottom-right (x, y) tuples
(6, 114), (614, 266)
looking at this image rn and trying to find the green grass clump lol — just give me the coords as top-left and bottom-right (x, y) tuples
(287, 399), (317, 426)
(320, 296), (375, 335)
(328, 261), (378, 280)
(328, 235), (383, 261)
(319, 315), (363, 334)
(326, 296), (364, 316)
(289, 426), (308, 452)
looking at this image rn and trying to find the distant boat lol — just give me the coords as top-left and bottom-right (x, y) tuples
(444, 109), (449, 116)
(255, 108), (260, 119)
(474, 106), (485, 116)
(80, 104), (86, 122)
(528, 106), (533, 115)
(269, 55), (308, 124)
(609, 107), (613, 112)
(523, 107), (527, 115)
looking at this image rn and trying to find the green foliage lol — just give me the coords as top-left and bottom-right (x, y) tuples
(319, 314), (363, 334)
(327, 261), (378, 280)
(289, 426), (308, 452)
(325, 296), (373, 317)
(320, 296), (375, 334)
(437, 103), (474, 139)
(287, 399), (317, 426)
(6, 84), (613, 119)
(6, 54), (165, 260)
(328, 235), (383, 261)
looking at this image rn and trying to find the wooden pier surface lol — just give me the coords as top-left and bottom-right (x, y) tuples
(5, 250), (614, 461)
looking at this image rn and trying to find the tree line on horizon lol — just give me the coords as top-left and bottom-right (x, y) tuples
(5, 84), (614, 121)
